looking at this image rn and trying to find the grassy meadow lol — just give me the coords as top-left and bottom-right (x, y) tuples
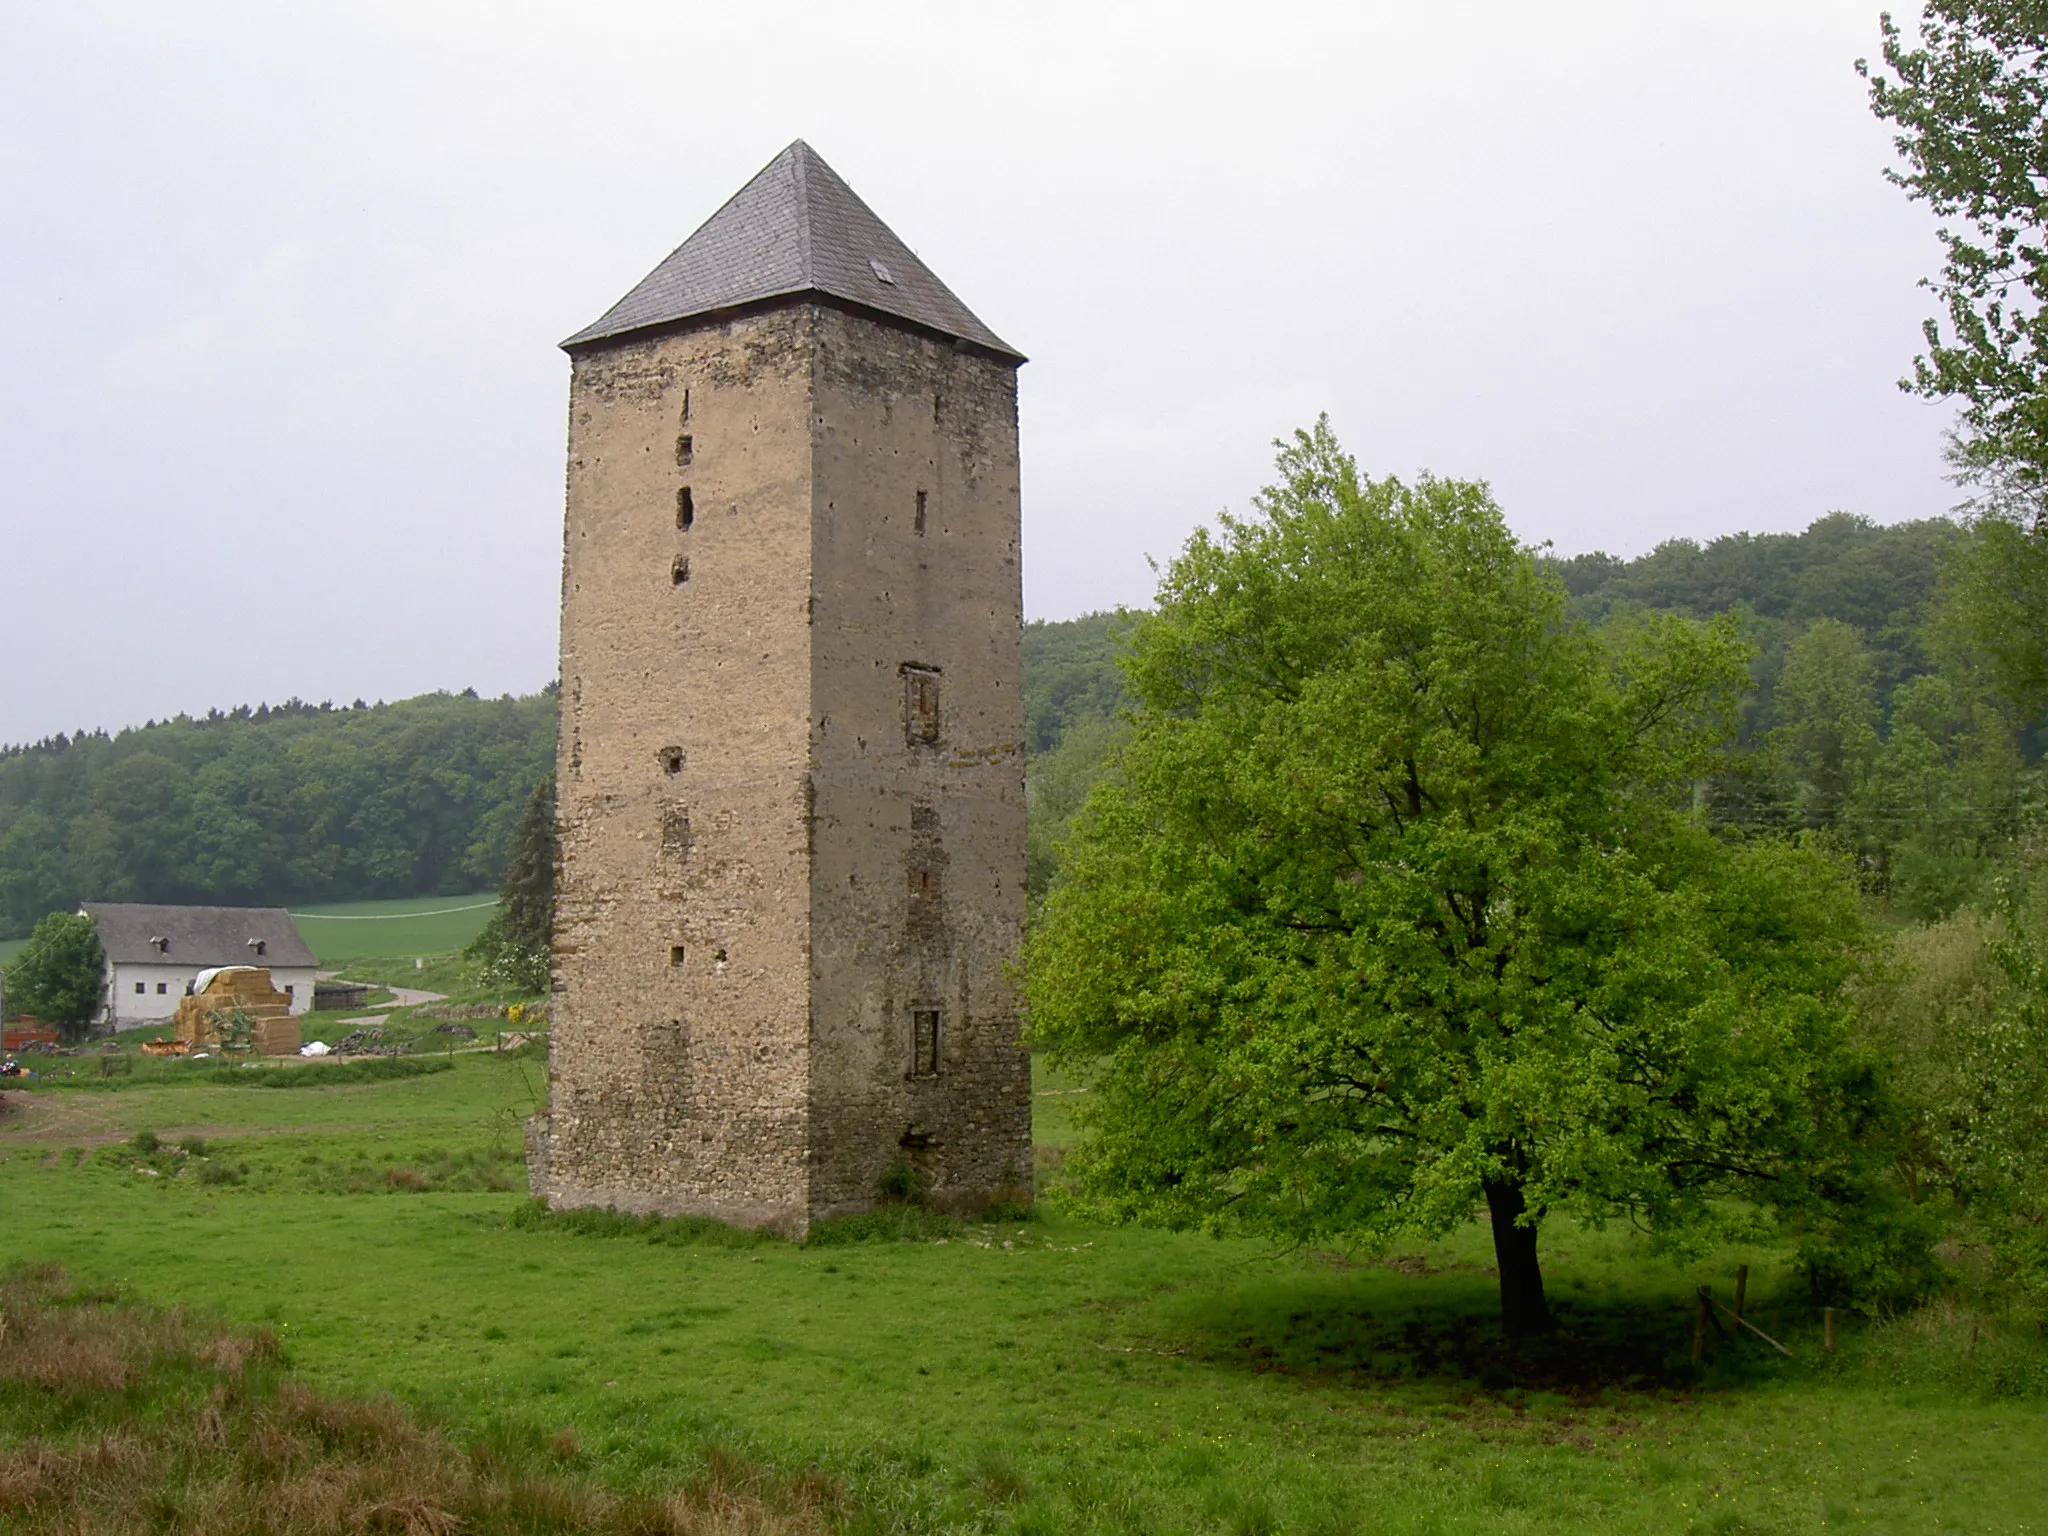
(286, 892), (500, 965)
(4, 1047), (2046, 1534)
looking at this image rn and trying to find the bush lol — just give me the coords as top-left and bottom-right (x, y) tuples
(874, 1157), (931, 1207)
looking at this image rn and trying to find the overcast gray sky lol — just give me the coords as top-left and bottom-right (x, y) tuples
(0, 0), (1954, 745)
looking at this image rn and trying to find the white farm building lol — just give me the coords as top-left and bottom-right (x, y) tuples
(82, 903), (318, 1029)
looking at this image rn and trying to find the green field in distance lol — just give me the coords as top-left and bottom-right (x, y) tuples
(284, 893), (499, 964)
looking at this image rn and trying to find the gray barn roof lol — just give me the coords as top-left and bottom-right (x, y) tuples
(561, 140), (1023, 361)
(82, 903), (318, 970)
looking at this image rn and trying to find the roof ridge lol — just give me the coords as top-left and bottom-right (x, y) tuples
(792, 140), (814, 280)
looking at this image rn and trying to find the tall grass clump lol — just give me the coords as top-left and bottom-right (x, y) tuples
(0, 1265), (847, 1534)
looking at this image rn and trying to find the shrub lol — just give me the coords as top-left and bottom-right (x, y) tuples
(874, 1157), (930, 1207)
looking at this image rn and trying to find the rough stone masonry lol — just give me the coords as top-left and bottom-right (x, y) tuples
(526, 141), (1032, 1234)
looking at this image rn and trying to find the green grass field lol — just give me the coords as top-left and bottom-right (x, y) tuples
(286, 892), (500, 964)
(3, 1052), (2045, 1533)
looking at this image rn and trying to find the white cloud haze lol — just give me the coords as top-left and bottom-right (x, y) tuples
(0, 0), (1954, 743)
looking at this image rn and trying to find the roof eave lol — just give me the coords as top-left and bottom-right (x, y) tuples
(560, 287), (1026, 366)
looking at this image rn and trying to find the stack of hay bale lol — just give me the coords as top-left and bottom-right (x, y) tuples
(170, 967), (302, 1057)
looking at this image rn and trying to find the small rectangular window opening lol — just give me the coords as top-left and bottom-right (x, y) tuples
(135, 982), (145, 994)
(912, 1009), (940, 1077)
(903, 666), (940, 746)
(914, 489), (928, 536)
(677, 486), (694, 529)
(659, 745), (685, 775)
(671, 555), (691, 585)
(157, 982), (167, 994)
(676, 434), (694, 467)
(670, 945), (687, 968)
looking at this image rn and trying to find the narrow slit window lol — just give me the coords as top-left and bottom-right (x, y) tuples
(914, 489), (928, 536)
(912, 1009), (940, 1077)
(670, 945), (687, 968)
(677, 486), (694, 529)
(676, 434), (694, 467)
(671, 555), (690, 585)
(902, 666), (941, 746)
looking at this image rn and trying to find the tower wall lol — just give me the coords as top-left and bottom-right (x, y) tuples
(549, 309), (818, 1230)
(806, 307), (1032, 1216)
(543, 301), (1029, 1233)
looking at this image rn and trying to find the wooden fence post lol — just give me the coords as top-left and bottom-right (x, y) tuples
(1693, 1287), (1711, 1367)
(1824, 1307), (1836, 1354)
(1733, 1265), (1748, 1323)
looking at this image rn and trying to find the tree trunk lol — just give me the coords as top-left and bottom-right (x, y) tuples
(1483, 1177), (1552, 1335)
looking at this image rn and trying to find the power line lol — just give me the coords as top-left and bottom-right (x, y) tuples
(287, 900), (498, 922)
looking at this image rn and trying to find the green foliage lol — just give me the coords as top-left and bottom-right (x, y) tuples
(465, 774), (553, 994)
(1552, 512), (1958, 734)
(1863, 5), (2048, 723)
(1863, 3), (2048, 483)
(1024, 617), (1135, 899)
(1935, 504), (2048, 720)
(1029, 420), (1896, 1329)
(2, 911), (105, 1037)
(1773, 618), (1882, 827)
(1023, 614), (1129, 755)
(873, 1155), (932, 1207)
(0, 691), (554, 938)
(1867, 852), (2048, 1314)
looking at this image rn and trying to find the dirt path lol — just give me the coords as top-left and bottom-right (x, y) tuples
(380, 984), (447, 1009)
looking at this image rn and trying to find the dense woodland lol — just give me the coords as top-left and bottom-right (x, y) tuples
(0, 509), (2024, 940)
(1025, 511), (2036, 916)
(0, 692), (555, 936)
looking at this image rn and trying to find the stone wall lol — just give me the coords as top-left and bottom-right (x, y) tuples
(538, 300), (1029, 1234)
(805, 306), (1031, 1216)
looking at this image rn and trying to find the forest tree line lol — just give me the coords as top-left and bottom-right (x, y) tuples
(0, 691), (555, 936)
(1026, 510), (2036, 919)
(0, 509), (2021, 941)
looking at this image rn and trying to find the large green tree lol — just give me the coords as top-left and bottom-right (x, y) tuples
(1864, 3), (2048, 717)
(3, 911), (106, 1040)
(1027, 423), (1883, 1332)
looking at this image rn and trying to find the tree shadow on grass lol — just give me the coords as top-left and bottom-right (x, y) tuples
(1143, 1267), (1792, 1397)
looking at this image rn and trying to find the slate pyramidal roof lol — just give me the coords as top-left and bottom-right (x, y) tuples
(562, 141), (1023, 363)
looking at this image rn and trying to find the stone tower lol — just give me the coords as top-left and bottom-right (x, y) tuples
(529, 142), (1031, 1235)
